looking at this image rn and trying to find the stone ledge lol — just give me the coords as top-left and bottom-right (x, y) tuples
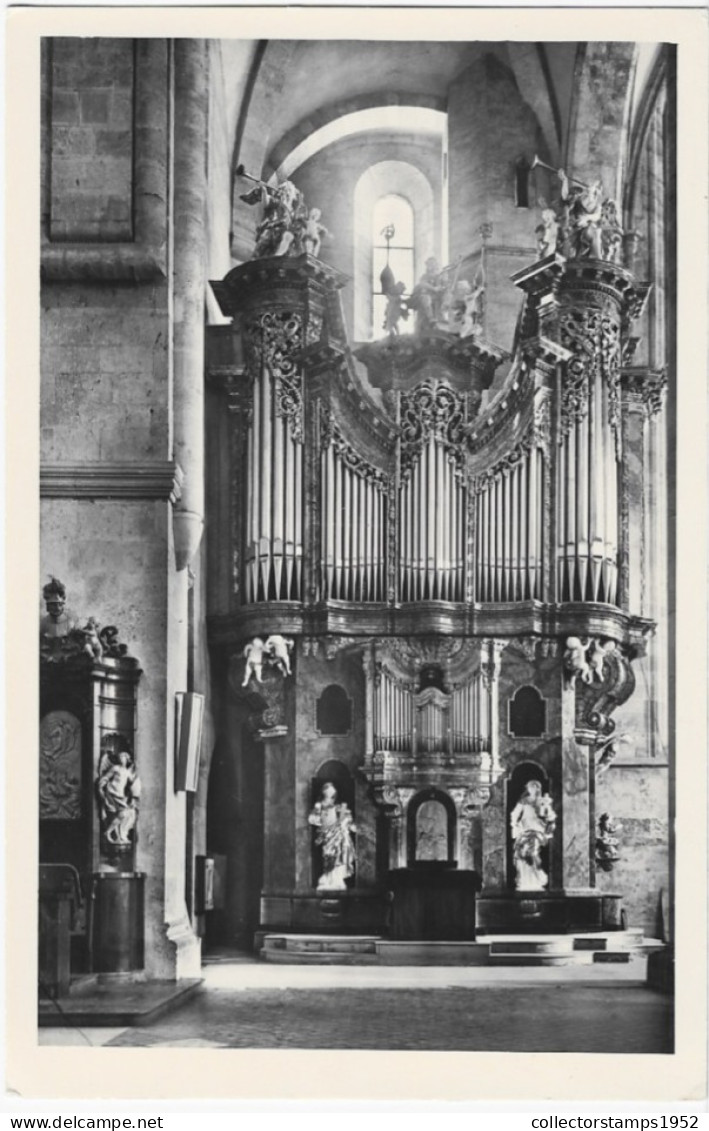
(40, 461), (183, 502)
(39, 977), (202, 1027)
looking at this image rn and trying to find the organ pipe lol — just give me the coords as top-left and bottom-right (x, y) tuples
(555, 369), (619, 605)
(244, 359), (303, 603)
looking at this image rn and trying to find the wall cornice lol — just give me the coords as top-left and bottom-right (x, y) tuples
(40, 461), (183, 502)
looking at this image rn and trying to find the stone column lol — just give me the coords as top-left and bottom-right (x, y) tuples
(173, 39), (209, 571)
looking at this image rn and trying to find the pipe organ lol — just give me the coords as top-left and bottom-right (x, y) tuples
(208, 243), (660, 936)
(243, 310), (304, 603)
(320, 413), (388, 602)
(556, 307), (620, 604)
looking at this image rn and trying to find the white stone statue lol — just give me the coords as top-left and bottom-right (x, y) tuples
(563, 636), (593, 684)
(242, 637), (267, 686)
(536, 208), (559, 258)
(450, 278), (484, 338)
(264, 634), (294, 677)
(302, 207), (331, 258)
(558, 168), (604, 259)
(96, 749), (141, 847)
(81, 617), (104, 661)
(510, 779), (557, 891)
(308, 782), (357, 891)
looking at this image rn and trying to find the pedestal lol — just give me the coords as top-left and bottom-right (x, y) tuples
(91, 872), (145, 973)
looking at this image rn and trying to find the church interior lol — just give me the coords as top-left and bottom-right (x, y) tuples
(38, 33), (675, 1048)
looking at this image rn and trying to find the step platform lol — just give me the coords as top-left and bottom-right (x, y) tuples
(260, 930), (663, 967)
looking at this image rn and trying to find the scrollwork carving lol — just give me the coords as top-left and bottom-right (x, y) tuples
(244, 309), (304, 442)
(399, 380), (467, 481)
(320, 406), (387, 490)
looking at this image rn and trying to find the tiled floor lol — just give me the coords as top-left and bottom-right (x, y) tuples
(40, 957), (672, 1053)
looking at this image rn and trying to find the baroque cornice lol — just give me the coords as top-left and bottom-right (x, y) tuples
(40, 461), (184, 502)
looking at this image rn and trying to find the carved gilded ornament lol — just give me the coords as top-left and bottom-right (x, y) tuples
(40, 711), (82, 820)
(559, 306), (622, 458)
(472, 399), (551, 494)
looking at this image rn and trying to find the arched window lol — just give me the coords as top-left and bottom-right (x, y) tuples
(371, 194), (415, 337)
(353, 160), (438, 341)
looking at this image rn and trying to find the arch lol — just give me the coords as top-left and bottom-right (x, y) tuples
(353, 160), (438, 341)
(508, 685), (547, 738)
(407, 787), (457, 868)
(316, 684), (352, 736)
(270, 101), (446, 181)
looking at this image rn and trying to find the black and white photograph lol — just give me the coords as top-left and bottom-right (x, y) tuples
(6, 2), (708, 1105)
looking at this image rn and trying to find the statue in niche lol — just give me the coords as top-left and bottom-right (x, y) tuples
(510, 780), (557, 891)
(415, 800), (448, 861)
(302, 207), (331, 258)
(595, 812), (620, 872)
(308, 782), (356, 891)
(96, 743), (141, 848)
(408, 257), (447, 333)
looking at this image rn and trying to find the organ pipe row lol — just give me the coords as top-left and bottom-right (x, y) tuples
(241, 388), (619, 608)
(244, 360), (303, 603)
(374, 672), (490, 753)
(320, 438), (387, 602)
(556, 370), (619, 604)
(399, 436), (467, 602)
(475, 444), (544, 603)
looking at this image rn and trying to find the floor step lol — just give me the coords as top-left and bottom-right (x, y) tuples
(489, 952), (596, 967)
(262, 934), (379, 955)
(261, 949), (380, 965)
(489, 939), (574, 956)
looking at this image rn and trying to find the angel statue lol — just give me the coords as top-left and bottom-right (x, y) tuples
(510, 779), (557, 891)
(302, 208), (331, 258)
(308, 782), (357, 891)
(264, 634), (294, 677)
(379, 261), (409, 335)
(96, 746), (141, 847)
(242, 637), (267, 687)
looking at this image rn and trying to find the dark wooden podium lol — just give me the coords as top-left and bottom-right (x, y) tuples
(386, 867), (482, 941)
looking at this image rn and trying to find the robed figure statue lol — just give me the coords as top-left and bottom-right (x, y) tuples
(510, 779), (557, 891)
(308, 782), (357, 891)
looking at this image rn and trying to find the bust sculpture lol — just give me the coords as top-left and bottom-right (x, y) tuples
(40, 577), (77, 641)
(308, 782), (356, 891)
(510, 779), (557, 891)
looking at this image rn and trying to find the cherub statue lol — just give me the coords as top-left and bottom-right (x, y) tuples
(242, 637), (267, 687)
(510, 779), (557, 891)
(379, 262), (409, 336)
(595, 812), (621, 871)
(265, 634), (294, 677)
(563, 636), (593, 684)
(302, 207), (331, 258)
(96, 747), (141, 847)
(308, 782), (357, 891)
(535, 208), (559, 258)
(81, 617), (104, 661)
(587, 638), (615, 682)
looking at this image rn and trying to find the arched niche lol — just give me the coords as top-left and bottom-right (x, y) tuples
(406, 788), (456, 869)
(508, 685), (546, 738)
(310, 759), (355, 889)
(506, 760), (551, 892)
(316, 684), (352, 736)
